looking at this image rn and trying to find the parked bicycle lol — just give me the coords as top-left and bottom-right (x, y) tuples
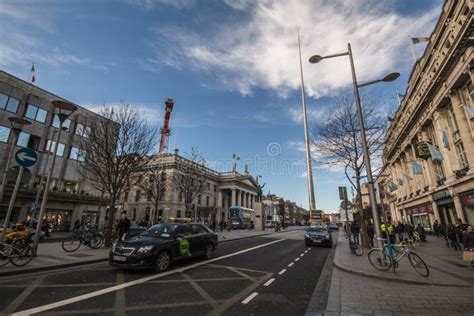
(62, 224), (104, 252)
(0, 235), (34, 267)
(349, 235), (364, 256)
(368, 238), (429, 277)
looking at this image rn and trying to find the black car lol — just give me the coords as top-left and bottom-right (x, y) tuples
(305, 226), (332, 247)
(109, 223), (218, 272)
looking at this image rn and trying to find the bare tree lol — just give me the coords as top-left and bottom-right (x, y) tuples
(79, 104), (157, 246)
(312, 89), (387, 247)
(173, 148), (207, 220)
(135, 158), (169, 225)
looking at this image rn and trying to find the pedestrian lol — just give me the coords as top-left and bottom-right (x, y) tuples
(219, 220), (224, 232)
(405, 223), (414, 241)
(448, 224), (461, 250)
(439, 223), (450, 247)
(462, 226), (474, 268)
(380, 221), (387, 240)
(117, 211), (131, 241)
(351, 222), (360, 245)
(387, 222), (396, 244)
(416, 224), (426, 242)
(367, 222), (375, 248)
(433, 220), (440, 237)
(396, 222), (405, 243)
(227, 219), (231, 232)
(42, 218), (50, 237)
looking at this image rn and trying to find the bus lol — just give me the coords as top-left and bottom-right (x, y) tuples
(228, 206), (254, 229)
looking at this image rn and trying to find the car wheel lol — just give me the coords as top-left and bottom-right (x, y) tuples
(203, 243), (214, 259)
(155, 250), (171, 272)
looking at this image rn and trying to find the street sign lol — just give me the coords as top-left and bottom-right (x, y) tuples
(340, 200), (353, 210)
(338, 186), (348, 200)
(15, 148), (38, 167)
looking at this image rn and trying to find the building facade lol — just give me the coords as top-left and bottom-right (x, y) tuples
(120, 149), (265, 229)
(381, 0), (473, 231)
(0, 70), (107, 231)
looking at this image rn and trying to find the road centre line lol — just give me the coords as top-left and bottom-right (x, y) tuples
(263, 278), (275, 286)
(241, 292), (258, 304)
(295, 258), (300, 261)
(300, 253), (305, 257)
(288, 262), (294, 267)
(278, 269), (287, 275)
(12, 238), (286, 316)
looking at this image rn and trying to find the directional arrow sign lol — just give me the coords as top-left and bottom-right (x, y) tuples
(15, 147), (38, 167)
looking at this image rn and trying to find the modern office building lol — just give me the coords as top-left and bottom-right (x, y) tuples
(380, 0), (473, 230)
(0, 70), (107, 231)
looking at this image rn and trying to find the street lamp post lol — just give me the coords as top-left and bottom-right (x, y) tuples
(33, 101), (77, 255)
(0, 118), (31, 203)
(309, 43), (399, 247)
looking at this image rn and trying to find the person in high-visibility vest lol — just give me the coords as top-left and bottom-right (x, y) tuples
(387, 222), (396, 244)
(380, 222), (387, 240)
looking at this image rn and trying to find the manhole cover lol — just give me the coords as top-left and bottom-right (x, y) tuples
(67, 253), (93, 258)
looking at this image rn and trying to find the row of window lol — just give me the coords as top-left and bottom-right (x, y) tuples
(0, 125), (85, 161)
(1, 93), (91, 137)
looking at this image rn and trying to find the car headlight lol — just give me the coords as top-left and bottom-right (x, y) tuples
(305, 233), (310, 238)
(325, 235), (330, 239)
(136, 245), (154, 254)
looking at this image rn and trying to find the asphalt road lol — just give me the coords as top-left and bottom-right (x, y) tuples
(0, 229), (332, 315)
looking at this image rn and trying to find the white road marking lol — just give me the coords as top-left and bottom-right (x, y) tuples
(288, 262), (294, 267)
(307, 247), (311, 250)
(304, 250), (308, 253)
(295, 258), (300, 262)
(242, 292), (258, 304)
(278, 269), (287, 275)
(300, 253), (305, 257)
(263, 278), (275, 287)
(12, 238), (286, 316)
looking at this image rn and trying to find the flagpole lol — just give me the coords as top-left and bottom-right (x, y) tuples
(408, 36), (416, 63)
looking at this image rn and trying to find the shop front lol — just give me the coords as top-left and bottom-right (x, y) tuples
(460, 191), (474, 226)
(45, 209), (72, 232)
(432, 189), (457, 225)
(406, 202), (434, 232)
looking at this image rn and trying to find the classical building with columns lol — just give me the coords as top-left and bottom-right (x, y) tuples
(380, 0), (473, 231)
(120, 149), (264, 229)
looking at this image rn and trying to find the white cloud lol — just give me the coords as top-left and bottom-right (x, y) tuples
(123, 0), (195, 10)
(146, 0), (441, 97)
(82, 102), (163, 125)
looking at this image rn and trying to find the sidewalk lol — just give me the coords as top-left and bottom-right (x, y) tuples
(0, 226), (303, 276)
(315, 231), (474, 315)
(333, 233), (474, 287)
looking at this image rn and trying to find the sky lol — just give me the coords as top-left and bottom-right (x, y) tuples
(0, 0), (444, 212)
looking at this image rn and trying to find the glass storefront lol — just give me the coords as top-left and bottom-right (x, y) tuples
(406, 203), (434, 232)
(460, 191), (474, 226)
(45, 209), (72, 232)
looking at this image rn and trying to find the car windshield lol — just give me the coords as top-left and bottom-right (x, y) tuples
(307, 227), (327, 232)
(141, 224), (177, 238)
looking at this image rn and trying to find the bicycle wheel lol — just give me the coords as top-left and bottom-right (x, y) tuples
(368, 248), (391, 271)
(62, 235), (81, 252)
(10, 243), (33, 267)
(352, 244), (364, 256)
(408, 252), (429, 277)
(89, 233), (104, 249)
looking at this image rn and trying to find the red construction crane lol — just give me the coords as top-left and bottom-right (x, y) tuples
(159, 98), (174, 154)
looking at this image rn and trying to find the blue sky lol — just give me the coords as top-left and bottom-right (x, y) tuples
(0, 0), (443, 211)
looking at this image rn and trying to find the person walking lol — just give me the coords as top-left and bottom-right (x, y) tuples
(433, 220), (440, 237)
(439, 223), (450, 247)
(416, 224), (426, 242)
(367, 222), (375, 248)
(405, 223), (414, 241)
(219, 219), (224, 232)
(396, 222), (405, 243)
(351, 222), (360, 245)
(448, 224), (461, 250)
(462, 226), (474, 268)
(380, 221), (387, 240)
(387, 222), (396, 244)
(117, 211), (131, 241)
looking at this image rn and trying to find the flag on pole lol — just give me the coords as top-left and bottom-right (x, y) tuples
(397, 178), (404, 186)
(411, 37), (430, 44)
(30, 63), (36, 83)
(427, 143), (443, 161)
(403, 172), (413, 181)
(412, 161), (423, 174)
(388, 116), (394, 122)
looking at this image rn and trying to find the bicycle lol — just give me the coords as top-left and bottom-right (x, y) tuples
(62, 225), (104, 252)
(368, 238), (429, 277)
(348, 235), (364, 256)
(0, 235), (34, 267)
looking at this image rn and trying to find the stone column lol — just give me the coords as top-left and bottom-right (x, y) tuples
(218, 190), (223, 222)
(453, 194), (467, 224)
(432, 110), (454, 179)
(250, 194), (254, 209)
(431, 200), (441, 223)
(232, 189), (237, 207)
(450, 92), (474, 168)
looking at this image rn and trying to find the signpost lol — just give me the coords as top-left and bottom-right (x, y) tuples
(1, 148), (38, 242)
(338, 186), (350, 235)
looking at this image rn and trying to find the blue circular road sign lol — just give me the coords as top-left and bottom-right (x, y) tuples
(15, 147), (38, 167)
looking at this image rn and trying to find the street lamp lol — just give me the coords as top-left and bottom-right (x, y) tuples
(33, 100), (77, 254)
(309, 43), (399, 247)
(0, 117), (31, 203)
